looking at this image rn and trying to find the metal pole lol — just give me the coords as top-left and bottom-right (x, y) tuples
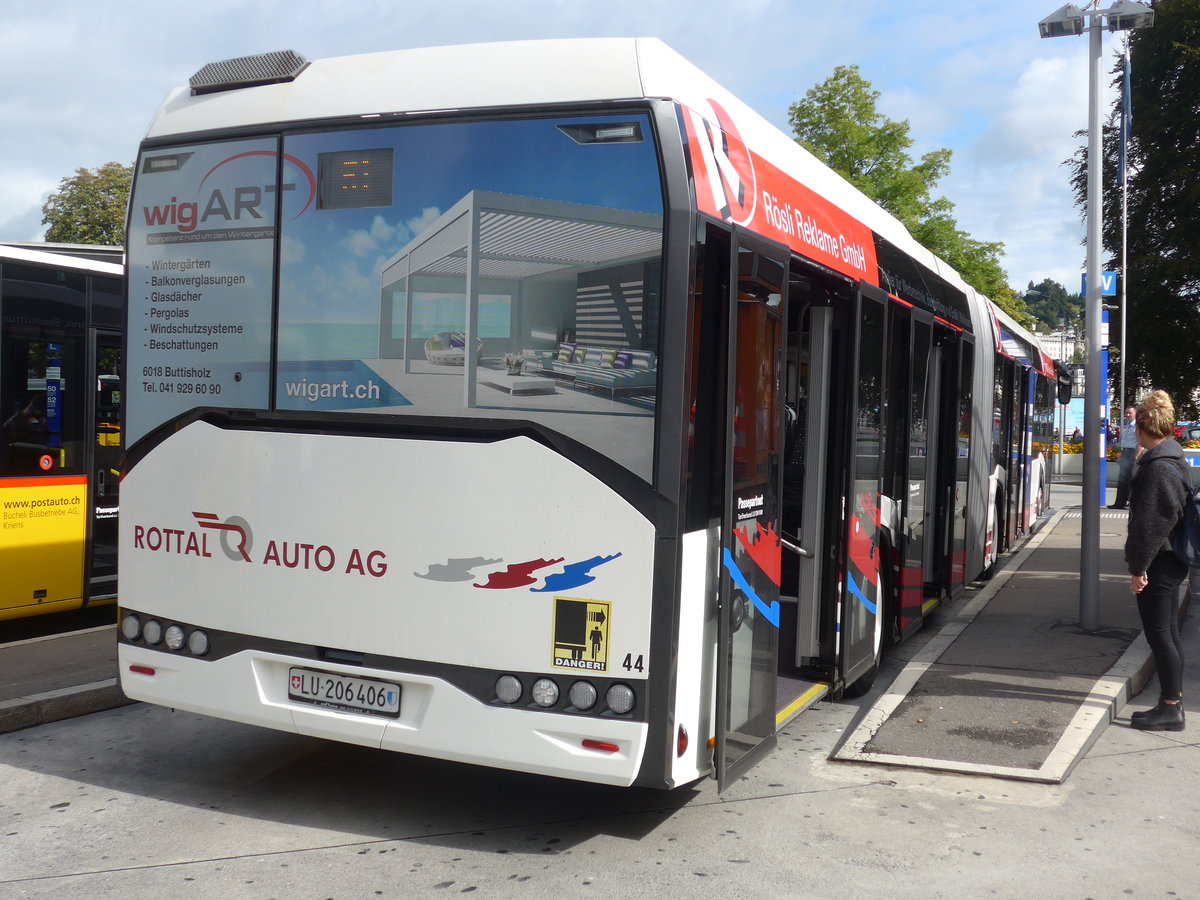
(1059, 400), (1066, 474)
(1057, 324), (1066, 474)
(1081, 16), (1103, 631)
(1120, 41), (1130, 413)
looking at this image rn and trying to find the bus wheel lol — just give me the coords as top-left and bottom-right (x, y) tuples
(843, 655), (879, 698)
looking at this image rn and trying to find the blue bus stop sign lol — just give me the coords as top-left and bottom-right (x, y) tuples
(1082, 272), (1117, 296)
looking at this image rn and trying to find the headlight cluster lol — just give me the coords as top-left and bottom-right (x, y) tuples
(493, 674), (636, 716)
(120, 613), (210, 656)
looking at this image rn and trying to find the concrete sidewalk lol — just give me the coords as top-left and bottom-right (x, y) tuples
(834, 495), (1193, 781)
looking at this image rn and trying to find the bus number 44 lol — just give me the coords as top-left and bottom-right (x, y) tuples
(622, 653), (645, 673)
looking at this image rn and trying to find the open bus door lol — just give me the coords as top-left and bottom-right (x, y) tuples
(88, 328), (120, 595)
(838, 283), (887, 691)
(926, 327), (973, 595)
(900, 308), (933, 635)
(715, 233), (786, 791)
(952, 337), (974, 590)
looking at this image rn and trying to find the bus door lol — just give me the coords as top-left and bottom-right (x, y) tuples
(778, 265), (853, 717)
(993, 358), (1014, 555)
(998, 356), (1027, 553)
(1010, 359), (1023, 547)
(902, 310), (933, 630)
(1025, 370), (1044, 527)
(88, 328), (121, 596)
(1013, 365), (1032, 540)
(927, 324), (962, 596)
(838, 284), (886, 689)
(883, 301), (927, 640)
(950, 336), (974, 591)
(715, 234), (786, 791)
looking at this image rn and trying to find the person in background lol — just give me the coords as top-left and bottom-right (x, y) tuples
(1110, 406), (1139, 509)
(1125, 390), (1191, 731)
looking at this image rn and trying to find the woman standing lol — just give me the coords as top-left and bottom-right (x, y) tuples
(1126, 390), (1191, 731)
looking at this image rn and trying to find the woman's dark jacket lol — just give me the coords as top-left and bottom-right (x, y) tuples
(1125, 438), (1190, 575)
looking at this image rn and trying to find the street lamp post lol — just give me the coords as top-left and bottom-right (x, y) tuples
(1057, 315), (1075, 471)
(1038, 0), (1153, 631)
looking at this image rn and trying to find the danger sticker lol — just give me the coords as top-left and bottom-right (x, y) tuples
(552, 597), (610, 672)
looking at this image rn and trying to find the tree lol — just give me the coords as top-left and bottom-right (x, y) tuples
(41, 161), (132, 246)
(1023, 278), (1082, 333)
(789, 66), (1028, 322)
(1066, 0), (1200, 416)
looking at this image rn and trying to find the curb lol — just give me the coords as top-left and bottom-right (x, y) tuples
(0, 679), (133, 735)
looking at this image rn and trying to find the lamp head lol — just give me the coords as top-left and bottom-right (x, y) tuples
(1105, 0), (1154, 31)
(1039, 3), (1087, 37)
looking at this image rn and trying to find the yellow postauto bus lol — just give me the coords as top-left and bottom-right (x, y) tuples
(1, 243), (123, 621)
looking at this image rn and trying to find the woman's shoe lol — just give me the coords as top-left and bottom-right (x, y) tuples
(1130, 702), (1185, 731)
(1131, 700), (1167, 721)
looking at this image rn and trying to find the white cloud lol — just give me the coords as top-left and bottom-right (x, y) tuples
(343, 214), (400, 257)
(405, 208), (443, 239)
(978, 55), (1090, 164)
(0, 171), (57, 241)
(280, 235), (306, 266)
(945, 49), (1098, 291)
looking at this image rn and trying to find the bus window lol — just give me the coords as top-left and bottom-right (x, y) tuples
(274, 115), (665, 482)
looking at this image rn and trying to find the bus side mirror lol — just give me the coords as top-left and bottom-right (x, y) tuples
(1057, 383), (1072, 405)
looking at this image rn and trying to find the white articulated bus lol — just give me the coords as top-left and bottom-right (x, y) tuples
(118, 40), (1064, 789)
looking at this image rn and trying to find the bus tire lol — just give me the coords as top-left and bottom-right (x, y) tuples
(843, 656), (878, 698)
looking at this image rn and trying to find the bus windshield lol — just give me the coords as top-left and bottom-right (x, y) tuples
(129, 112), (665, 481)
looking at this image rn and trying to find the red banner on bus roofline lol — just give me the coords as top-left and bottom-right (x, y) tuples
(682, 99), (879, 286)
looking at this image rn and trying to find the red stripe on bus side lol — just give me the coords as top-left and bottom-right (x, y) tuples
(0, 475), (89, 488)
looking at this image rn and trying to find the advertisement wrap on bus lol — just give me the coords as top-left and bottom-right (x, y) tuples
(682, 98), (878, 285)
(126, 141), (279, 446)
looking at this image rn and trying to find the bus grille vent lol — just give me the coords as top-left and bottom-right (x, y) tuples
(190, 50), (310, 95)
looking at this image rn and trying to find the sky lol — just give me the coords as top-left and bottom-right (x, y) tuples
(0, 0), (1132, 299)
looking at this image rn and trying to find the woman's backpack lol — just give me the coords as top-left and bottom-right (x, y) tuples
(1166, 463), (1200, 568)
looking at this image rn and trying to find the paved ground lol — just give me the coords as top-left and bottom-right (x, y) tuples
(835, 503), (1155, 781)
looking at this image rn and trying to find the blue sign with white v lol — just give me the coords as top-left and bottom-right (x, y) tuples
(1081, 272), (1117, 297)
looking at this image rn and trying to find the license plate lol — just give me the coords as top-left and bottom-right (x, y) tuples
(288, 667), (401, 718)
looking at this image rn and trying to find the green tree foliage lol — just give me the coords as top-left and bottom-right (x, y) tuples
(41, 161), (132, 245)
(1023, 278), (1082, 333)
(788, 65), (1029, 322)
(1067, 0), (1200, 416)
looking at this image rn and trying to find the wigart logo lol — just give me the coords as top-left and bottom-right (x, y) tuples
(140, 150), (317, 234)
(689, 98), (757, 226)
(132, 510), (389, 578)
